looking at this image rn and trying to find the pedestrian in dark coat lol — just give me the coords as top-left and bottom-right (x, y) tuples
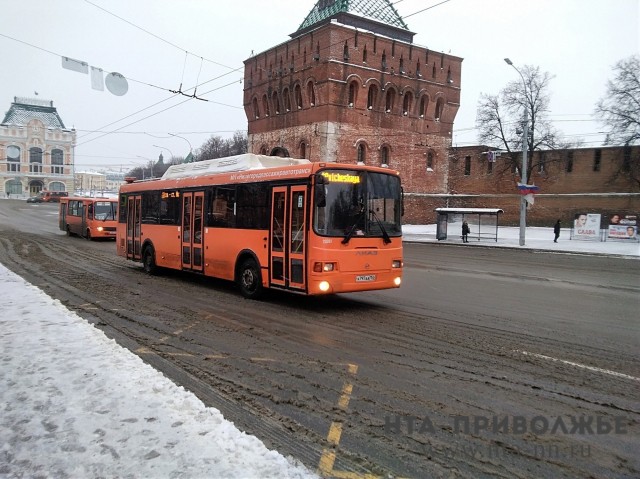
(462, 221), (470, 243)
(554, 219), (561, 243)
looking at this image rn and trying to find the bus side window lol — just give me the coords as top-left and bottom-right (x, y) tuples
(87, 203), (93, 219)
(209, 187), (235, 227)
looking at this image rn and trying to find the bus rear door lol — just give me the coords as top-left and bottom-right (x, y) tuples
(126, 195), (142, 260)
(181, 191), (205, 272)
(270, 185), (307, 291)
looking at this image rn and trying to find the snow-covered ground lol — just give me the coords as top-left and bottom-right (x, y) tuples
(0, 226), (636, 478)
(0, 265), (319, 479)
(402, 224), (639, 257)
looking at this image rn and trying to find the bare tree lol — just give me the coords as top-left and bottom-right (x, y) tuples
(596, 55), (640, 146)
(476, 65), (565, 180)
(195, 131), (248, 161)
(594, 55), (640, 189)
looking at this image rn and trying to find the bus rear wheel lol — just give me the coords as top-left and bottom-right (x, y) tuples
(238, 258), (263, 299)
(142, 247), (158, 275)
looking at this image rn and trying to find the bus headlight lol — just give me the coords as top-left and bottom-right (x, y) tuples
(313, 262), (336, 272)
(394, 277), (402, 286)
(97, 226), (104, 232)
(392, 260), (402, 268)
(319, 281), (331, 292)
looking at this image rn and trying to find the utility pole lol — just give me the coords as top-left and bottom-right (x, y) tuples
(505, 58), (528, 246)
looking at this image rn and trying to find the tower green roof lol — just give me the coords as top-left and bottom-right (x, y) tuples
(293, 0), (413, 42)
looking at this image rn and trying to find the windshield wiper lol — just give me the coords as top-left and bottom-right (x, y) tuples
(369, 209), (392, 244)
(342, 212), (364, 244)
(342, 202), (365, 245)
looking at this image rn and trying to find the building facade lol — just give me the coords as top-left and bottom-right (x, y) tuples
(1, 97), (75, 197)
(243, 0), (462, 201)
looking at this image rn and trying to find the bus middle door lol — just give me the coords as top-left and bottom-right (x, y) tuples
(270, 185), (307, 291)
(126, 195), (142, 260)
(181, 191), (204, 272)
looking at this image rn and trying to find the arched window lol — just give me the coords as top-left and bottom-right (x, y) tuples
(307, 81), (316, 106)
(380, 146), (389, 166)
(5, 178), (22, 195)
(357, 143), (366, 164)
(252, 98), (260, 119)
(294, 84), (303, 109)
(272, 91), (280, 114)
(283, 88), (291, 112)
(51, 149), (64, 174)
(29, 147), (43, 174)
(348, 81), (358, 107)
(367, 85), (378, 110)
(6, 145), (20, 172)
(259, 146), (268, 155)
(49, 181), (66, 191)
(262, 94), (270, 117)
(435, 98), (444, 121)
(419, 96), (428, 118)
(402, 92), (413, 116)
(299, 142), (307, 159)
(385, 89), (395, 113)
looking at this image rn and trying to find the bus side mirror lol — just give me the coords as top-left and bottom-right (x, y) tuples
(315, 175), (326, 207)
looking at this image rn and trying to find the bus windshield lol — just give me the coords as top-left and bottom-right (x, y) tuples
(94, 201), (117, 221)
(314, 169), (402, 240)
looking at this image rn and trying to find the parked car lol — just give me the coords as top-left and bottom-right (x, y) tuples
(26, 191), (68, 203)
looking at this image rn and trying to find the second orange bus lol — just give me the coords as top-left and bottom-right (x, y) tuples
(59, 196), (118, 240)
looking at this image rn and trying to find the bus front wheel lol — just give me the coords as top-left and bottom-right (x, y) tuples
(142, 247), (158, 275)
(238, 258), (263, 299)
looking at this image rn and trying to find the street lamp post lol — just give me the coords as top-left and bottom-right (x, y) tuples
(168, 133), (193, 162)
(504, 58), (528, 246)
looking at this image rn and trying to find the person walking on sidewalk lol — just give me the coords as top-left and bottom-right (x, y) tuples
(553, 219), (561, 243)
(462, 221), (470, 243)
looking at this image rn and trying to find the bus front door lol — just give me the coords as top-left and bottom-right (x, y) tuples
(126, 195), (142, 260)
(181, 191), (204, 272)
(270, 186), (307, 291)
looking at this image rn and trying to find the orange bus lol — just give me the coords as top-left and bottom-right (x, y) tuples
(116, 154), (403, 298)
(59, 196), (118, 240)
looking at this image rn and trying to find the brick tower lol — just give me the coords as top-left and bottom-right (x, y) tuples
(243, 0), (462, 220)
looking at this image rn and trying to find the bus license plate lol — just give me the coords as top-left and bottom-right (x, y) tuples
(356, 274), (376, 282)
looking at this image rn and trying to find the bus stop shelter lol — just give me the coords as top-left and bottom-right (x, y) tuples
(435, 208), (504, 242)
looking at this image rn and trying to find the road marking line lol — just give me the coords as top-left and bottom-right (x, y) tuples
(318, 449), (336, 475)
(517, 350), (640, 382)
(327, 422), (342, 445)
(338, 383), (353, 410)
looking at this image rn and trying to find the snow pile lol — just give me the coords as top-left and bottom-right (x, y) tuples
(0, 264), (318, 479)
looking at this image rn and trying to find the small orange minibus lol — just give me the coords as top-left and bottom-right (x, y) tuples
(59, 196), (118, 240)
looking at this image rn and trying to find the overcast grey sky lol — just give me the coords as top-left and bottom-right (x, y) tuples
(1, 0), (638, 171)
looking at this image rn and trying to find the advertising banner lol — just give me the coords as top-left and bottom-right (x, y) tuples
(573, 213), (601, 240)
(607, 214), (637, 240)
